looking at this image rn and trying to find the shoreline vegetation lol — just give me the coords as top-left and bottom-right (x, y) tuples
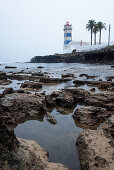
(30, 45), (114, 64)
(0, 50), (114, 169)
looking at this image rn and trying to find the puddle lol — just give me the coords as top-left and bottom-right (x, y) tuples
(14, 105), (83, 170)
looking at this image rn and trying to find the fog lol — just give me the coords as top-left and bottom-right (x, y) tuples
(0, 0), (114, 62)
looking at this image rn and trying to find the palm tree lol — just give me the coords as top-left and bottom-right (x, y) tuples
(97, 22), (106, 44)
(93, 24), (98, 45)
(86, 20), (96, 45)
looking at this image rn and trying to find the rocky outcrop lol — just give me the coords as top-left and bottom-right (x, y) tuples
(85, 92), (114, 111)
(21, 81), (42, 89)
(30, 48), (114, 64)
(0, 93), (46, 125)
(39, 77), (71, 83)
(76, 129), (114, 170)
(1, 138), (68, 170)
(73, 106), (109, 126)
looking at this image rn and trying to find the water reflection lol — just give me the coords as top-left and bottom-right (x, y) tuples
(15, 106), (82, 170)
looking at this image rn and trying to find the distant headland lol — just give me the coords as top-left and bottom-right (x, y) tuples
(30, 45), (114, 64)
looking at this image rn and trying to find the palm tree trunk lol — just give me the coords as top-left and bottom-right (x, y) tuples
(94, 33), (96, 45)
(99, 30), (101, 44)
(91, 29), (92, 45)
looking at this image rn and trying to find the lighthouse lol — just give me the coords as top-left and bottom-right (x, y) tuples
(64, 21), (72, 49)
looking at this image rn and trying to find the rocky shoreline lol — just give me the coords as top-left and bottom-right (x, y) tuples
(30, 46), (114, 64)
(0, 64), (114, 169)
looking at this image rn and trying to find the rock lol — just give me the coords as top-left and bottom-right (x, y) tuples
(21, 81), (42, 89)
(111, 65), (114, 68)
(99, 79), (102, 81)
(73, 106), (109, 126)
(0, 72), (7, 80)
(31, 72), (44, 76)
(107, 78), (112, 81)
(62, 73), (74, 78)
(76, 129), (114, 170)
(73, 80), (86, 86)
(39, 77), (70, 84)
(0, 93), (46, 125)
(3, 88), (14, 95)
(90, 88), (96, 92)
(0, 120), (18, 150)
(56, 91), (76, 108)
(37, 66), (44, 68)
(0, 79), (12, 85)
(5, 66), (17, 69)
(85, 92), (114, 111)
(12, 138), (68, 170)
(72, 49), (77, 54)
(46, 112), (57, 124)
(79, 74), (97, 79)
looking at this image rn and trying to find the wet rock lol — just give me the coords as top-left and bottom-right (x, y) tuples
(77, 129), (114, 170)
(21, 81), (42, 89)
(79, 74), (97, 79)
(56, 91), (76, 108)
(85, 92), (114, 111)
(73, 80), (86, 86)
(45, 92), (59, 107)
(37, 66), (44, 68)
(90, 87), (96, 92)
(39, 77), (70, 84)
(31, 72), (44, 76)
(0, 93), (46, 125)
(0, 72), (7, 80)
(0, 79), (12, 85)
(106, 76), (114, 80)
(62, 73), (74, 78)
(107, 78), (112, 81)
(73, 106), (109, 126)
(99, 79), (102, 81)
(5, 66), (17, 69)
(3, 88), (14, 95)
(46, 112), (57, 124)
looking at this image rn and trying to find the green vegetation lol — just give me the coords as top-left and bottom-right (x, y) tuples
(86, 20), (106, 45)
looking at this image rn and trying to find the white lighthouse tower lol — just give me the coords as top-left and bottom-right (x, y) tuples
(64, 21), (72, 49)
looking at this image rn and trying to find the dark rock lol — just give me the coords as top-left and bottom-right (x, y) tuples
(79, 74), (97, 79)
(111, 65), (114, 68)
(90, 88), (95, 92)
(21, 81), (42, 89)
(0, 72), (7, 80)
(37, 66), (44, 68)
(31, 72), (44, 76)
(5, 66), (17, 69)
(62, 73), (74, 78)
(0, 120), (18, 150)
(3, 88), (14, 95)
(39, 78), (70, 83)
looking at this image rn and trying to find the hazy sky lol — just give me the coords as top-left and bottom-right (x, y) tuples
(0, 0), (114, 62)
